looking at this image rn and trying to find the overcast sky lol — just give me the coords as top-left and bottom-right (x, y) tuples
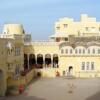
(0, 0), (100, 40)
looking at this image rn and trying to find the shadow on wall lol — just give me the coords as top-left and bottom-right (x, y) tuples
(86, 91), (100, 100)
(0, 95), (46, 100)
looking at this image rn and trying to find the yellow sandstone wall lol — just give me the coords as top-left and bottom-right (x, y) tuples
(59, 56), (100, 78)
(55, 14), (100, 37)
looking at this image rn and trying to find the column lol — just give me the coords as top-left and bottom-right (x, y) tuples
(35, 54), (37, 65)
(43, 55), (45, 68)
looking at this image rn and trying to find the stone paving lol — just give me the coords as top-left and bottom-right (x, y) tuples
(1, 77), (100, 100)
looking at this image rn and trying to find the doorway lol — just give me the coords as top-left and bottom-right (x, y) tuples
(68, 66), (73, 76)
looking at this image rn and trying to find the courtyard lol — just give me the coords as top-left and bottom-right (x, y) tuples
(1, 77), (100, 100)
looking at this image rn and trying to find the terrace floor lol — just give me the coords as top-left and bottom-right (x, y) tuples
(1, 77), (100, 100)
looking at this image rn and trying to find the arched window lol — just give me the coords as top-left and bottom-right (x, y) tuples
(88, 46), (100, 55)
(66, 49), (68, 54)
(83, 49), (85, 54)
(61, 49), (64, 54)
(92, 49), (95, 54)
(88, 49), (90, 54)
(79, 49), (81, 54)
(70, 49), (73, 54)
(98, 49), (100, 54)
(75, 49), (77, 54)
(75, 46), (86, 54)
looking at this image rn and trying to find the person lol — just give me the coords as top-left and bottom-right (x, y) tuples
(56, 71), (60, 77)
(19, 84), (24, 94)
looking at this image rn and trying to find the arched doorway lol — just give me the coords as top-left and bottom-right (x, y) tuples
(53, 54), (59, 68)
(68, 66), (73, 76)
(37, 54), (43, 68)
(29, 54), (36, 69)
(0, 70), (6, 96)
(45, 54), (51, 68)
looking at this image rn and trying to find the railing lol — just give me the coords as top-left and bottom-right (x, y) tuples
(0, 34), (13, 38)
(0, 34), (23, 39)
(24, 40), (60, 46)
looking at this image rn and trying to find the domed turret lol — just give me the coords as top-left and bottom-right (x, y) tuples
(3, 24), (25, 35)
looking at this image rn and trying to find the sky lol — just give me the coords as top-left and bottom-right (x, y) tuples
(0, 0), (100, 40)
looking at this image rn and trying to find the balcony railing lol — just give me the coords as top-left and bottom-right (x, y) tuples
(24, 40), (59, 46)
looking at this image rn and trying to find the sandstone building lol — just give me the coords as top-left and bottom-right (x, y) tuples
(0, 14), (100, 96)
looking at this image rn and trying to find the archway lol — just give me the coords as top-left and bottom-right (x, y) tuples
(53, 54), (59, 68)
(29, 54), (36, 69)
(68, 66), (73, 76)
(37, 54), (43, 68)
(45, 54), (51, 68)
(0, 70), (6, 96)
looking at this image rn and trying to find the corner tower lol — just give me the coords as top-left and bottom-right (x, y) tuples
(3, 24), (25, 35)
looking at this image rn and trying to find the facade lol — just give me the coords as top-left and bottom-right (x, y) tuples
(0, 24), (25, 96)
(1, 14), (100, 96)
(25, 14), (100, 78)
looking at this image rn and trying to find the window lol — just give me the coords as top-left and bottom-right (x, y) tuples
(75, 49), (77, 54)
(70, 49), (73, 54)
(15, 64), (20, 76)
(82, 62), (85, 70)
(15, 47), (20, 56)
(98, 49), (100, 54)
(92, 49), (95, 54)
(63, 24), (68, 28)
(91, 62), (94, 70)
(86, 62), (89, 70)
(79, 49), (81, 54)
(83, 49), (85, 54)
(65, 38), (68, 41)
(56, 38), (61, 42)
(56, 27), (60, 30)
(88, 49), (90, 54)
(61, 49), (64, 54)
(81, 62), (95, 71)
(66, 49), (68, 54)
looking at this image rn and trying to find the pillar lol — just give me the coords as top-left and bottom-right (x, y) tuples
(43, 55), (45, 68)
(35, 54), (37, 65)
